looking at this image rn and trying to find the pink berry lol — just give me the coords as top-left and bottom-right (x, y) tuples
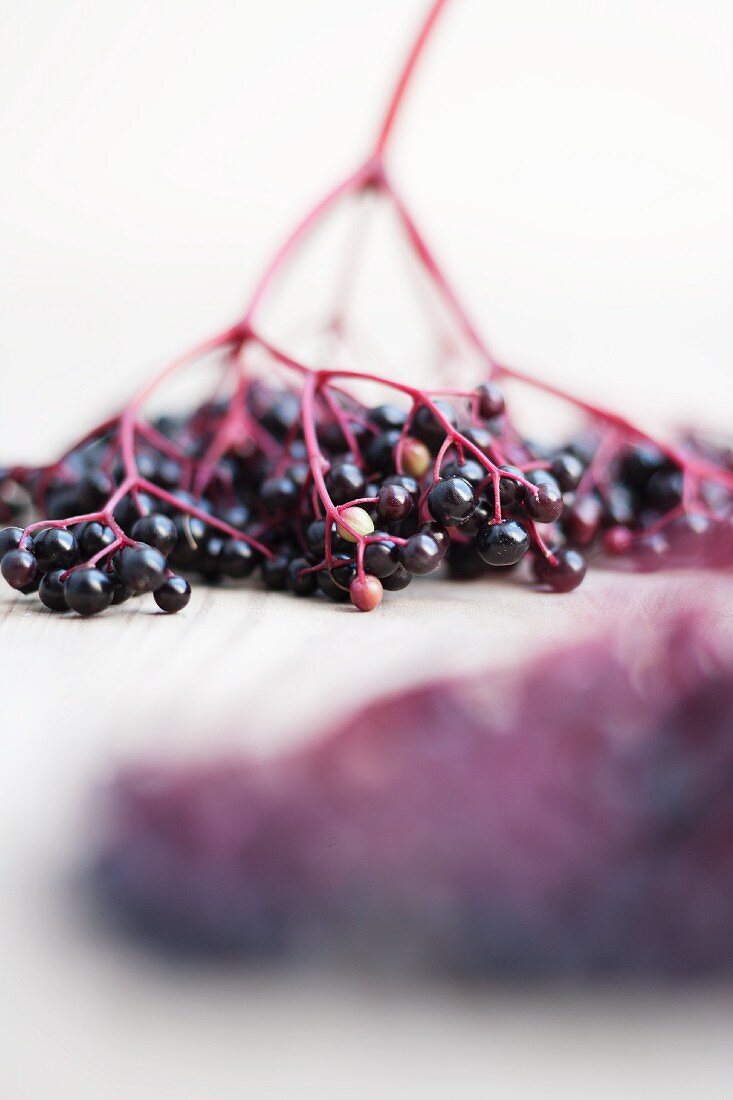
(350, 574), (383, 612)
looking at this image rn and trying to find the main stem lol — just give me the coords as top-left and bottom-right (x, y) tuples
(240, 0), (453, 331)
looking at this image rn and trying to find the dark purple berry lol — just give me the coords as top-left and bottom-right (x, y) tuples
(524, 474), (563, 523)
(154, 576), (191, 613)
(32, 527), (79, 572)
(532, 547), (586, 592)
(441, 459), (486, 488)
(412, 400), (457, 452)
(550, 452), (584, 492)
(286, 557), (317, 596)
(131, 514), (178, 557)
(427, 477), (476, 526)
(220, 539), (257, 579)
(64, 568), (114, 615)
(76, 522), (116, 559)
(376, 484), (413, 523)
(363, 537), (399, 578)
(261, 553), (292, 591)
(475, 381), (505, 420)
(563, 494), (603, 547)
(324, 462), (365, 505)
(39, 569), (69, 612)
(400, 532), (442, 575)
(118, 545), (167, 593)
(260, 476), (299, 514)
(476, 519), (530, 567)
(0, 526), (32, 558)
(1, 548), (37, 589)
(381, 563), (412, 591)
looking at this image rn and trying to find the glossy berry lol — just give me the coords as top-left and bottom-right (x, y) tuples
(131, 513), (178, 557)
(485, 465), (525, 509)
(111, 579), (134, 605)
(32, 527), (79, 572)
(400, 532), (442, 575)
(381, 563), (412, 591)
(458, 501), (490, 537)
(441, 459), (486, 489)
(77, 521), (116, 559)
(550, 452), (584, 492)
(476, 519), (530, 567)
(220, 539), (257, 579)
(317, 557), (355, 602)
(113, 493), (156, 532)
(412, 400), (458, 450)
(371, 404), (407, 431)
(170, 515), (208, 569)
(39, 569), (69, 612)
(563, 494), (603, 547)
(475, 381), (505, 420)
(524, 474), (563, 523)
(0, 526), (32, 559)
(325, 462), (365, 506)
(118, 545), (167, 593)
(365, 430), (402, 474)
(462, 426), (494, 453)
(154, 576), (191, 613)
(376, 483), (413, 523)
(1, 549), (37, 589)
(532, 547), (586, 592)
(64, 568), (114, 615)
(419, 522), (450, 556)
(286, 557), (317, 596)
(383, 474), (420, 498)
(603, 484), (635, 528)
(260, 476), (299, 514)
(198, 535), (224, 582)
(363, 537), (399, 578)
(350, 574), (383, 612)
(427, 477), (476, 526)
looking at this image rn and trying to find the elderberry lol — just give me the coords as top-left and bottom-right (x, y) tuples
(376, 483), (413, 523)
(286, 557), (317, 596)
(1, 549), (37, 589)
(324, 462), (365, 505)
(0, 526), (32, 558)
(39, 569), (68, 612)
(118, 545), (167, 594)
(131, 514), (178, 557)
(220, 538), (257, 579)
(427, 477), (476, 526)
(532, 547), (586, 592)
(76, 522), (116, 559)
(524, 473), (563, 524)
(33, 528), (79, 572)
(154, 576), (191, 613)
(400, 532), (442, 575)
(65, 568), (114, 615)
(363, 536), (399, 578)
(476, 519), (529, 567)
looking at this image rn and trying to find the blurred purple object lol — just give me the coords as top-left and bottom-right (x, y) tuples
(95, 616), (733, 976)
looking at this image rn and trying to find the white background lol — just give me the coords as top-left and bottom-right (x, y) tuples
(1, 2), (733, 1097)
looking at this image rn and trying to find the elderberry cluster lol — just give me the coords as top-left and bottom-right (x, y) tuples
(1, 374), (731, 616)
(0, 522), (191, 616)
